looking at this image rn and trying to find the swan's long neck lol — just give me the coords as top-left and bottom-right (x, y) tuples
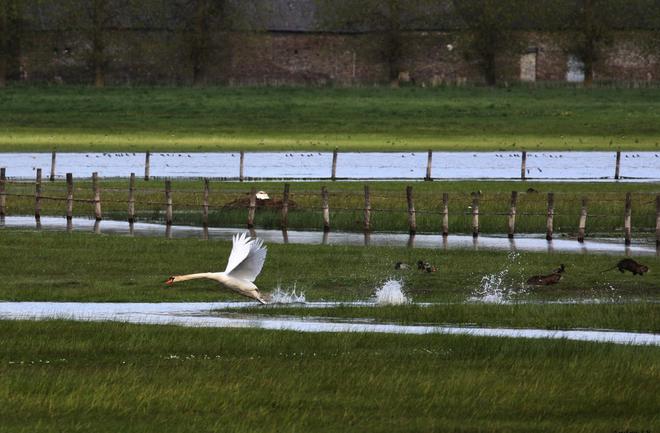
(174, 272), (217, 283)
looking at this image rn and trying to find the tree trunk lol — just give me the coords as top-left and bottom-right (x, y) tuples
(94, 63), (104, 88)
(0, 57), (6, 88)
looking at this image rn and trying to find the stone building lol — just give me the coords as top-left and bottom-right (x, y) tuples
(4, 0), (660, 86)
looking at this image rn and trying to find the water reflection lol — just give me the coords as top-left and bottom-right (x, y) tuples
(1, 216), (657, 256)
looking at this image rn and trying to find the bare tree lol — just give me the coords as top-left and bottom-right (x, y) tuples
(452, 0), (526, 86)
(0, 0), (22, 87)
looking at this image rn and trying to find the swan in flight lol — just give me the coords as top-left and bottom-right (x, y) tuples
(165, 233), (268, 303)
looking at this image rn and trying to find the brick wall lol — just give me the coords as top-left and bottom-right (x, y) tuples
(14, 30), (660, 86)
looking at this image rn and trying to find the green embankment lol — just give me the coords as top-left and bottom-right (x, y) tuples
(1, 86), (659, 151)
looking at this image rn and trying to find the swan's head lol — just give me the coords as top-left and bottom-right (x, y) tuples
(165, 276), (176, 286)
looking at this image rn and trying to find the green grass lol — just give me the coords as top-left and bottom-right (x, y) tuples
(0, 229), (659, 332)
(1, 320), (658, 433)
(1, 86), (660, 151)
(4, 179), (660, 235)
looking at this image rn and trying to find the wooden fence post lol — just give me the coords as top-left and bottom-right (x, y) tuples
(281, 183), (290, 230)
(441, 192), (449, 237)
(624, 192), (632, 246)
(508, 191), (517, 239)
(331, 148), (338, 181)
(202, 178), (209, 228)
(50, 151), (56, 182)
(0, 168), (6, 217)
(471, 191), (480, 238)
(614, 151), (621, 180)
(165, 180), (173, 226)
(239, 151), (245, 182)
(521, 151), (527, 180)
(364, 185), (371, 232)
(425, 150), (432, 181)
(128, 173), (135, 223)
(546, 192), (554, 241)
(656, 195), (660, 247)
(144, 151), (150, 181)
(35, 168), (42, 221)
(92, 172), (102, 221)
(247, 187), (256, 228)
(66, 173), (73, 221)
(406, 185), (416, 235)
(321, 186), (330, 232)
(577, 197), (588, 243)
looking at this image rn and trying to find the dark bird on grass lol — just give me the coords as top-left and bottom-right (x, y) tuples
(417, 260), (437, 273)
(602, 259), (649, 276)
(526, 264), (565, 286)
(394, 261), (409, 270)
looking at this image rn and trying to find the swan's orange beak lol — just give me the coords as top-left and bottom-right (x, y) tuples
(165, 276), (175, 286)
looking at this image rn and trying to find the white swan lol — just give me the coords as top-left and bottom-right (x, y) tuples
(165, 232), (268, 304)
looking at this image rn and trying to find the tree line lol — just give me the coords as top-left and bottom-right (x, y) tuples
(1, 0), (659, 88)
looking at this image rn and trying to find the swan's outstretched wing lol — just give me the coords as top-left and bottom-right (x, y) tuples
(224, 233), (267, 282)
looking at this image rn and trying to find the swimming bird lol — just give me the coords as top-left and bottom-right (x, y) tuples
(165, 233), (268, 303)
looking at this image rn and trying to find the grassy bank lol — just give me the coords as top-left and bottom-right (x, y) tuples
(3, 229), (660, 302)
(1, 86), (660, 151)
(1, 320), (658, 433)
(3, 179), (660, 235)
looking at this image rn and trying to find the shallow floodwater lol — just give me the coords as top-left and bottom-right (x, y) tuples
(2, 215), (656, 256)
(1, 301), (658, 346)
(2, 151), (660, 181)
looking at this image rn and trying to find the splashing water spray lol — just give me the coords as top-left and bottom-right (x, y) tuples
(371, 279), (411, 305)
(269, 283), (306, 304)
(469, 252), (527, 304)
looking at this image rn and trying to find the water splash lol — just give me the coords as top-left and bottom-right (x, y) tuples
(468, 252), (527, 304)
(268, 284), (306, 304)
(372, 279), (411, 305)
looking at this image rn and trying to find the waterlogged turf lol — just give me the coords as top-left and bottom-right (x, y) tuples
(1, 86), (660, 151)
(0, 320), (658, 433)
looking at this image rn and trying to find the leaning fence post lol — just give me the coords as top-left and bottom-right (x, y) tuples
(66, 173), (73, 221)
(577, 197), (588, 243)
(614, 151), (621, 180)
(364, 185), (371, 232)
(508, 191), (518, 239)
(50, 151), (56, 182)
(624, 192), (632, 246)
(128, 173), (136, 223)
(321, 186), (330, 232)
(521, 151), (527, 180)
(471, 191), (480, 238)
(35, 168), (42, 221)
(165, 179), (173, 226)
(425, 150), (432, 181)
(247, 187), (256, 228)
(92, 172), (102, 221)
(441, 192), (449, 236)
(546, 192), (554, 241)
(331, 148), (338, 181)
(144, 151), (150, 181)
(406, 185), (416, 235)
(239, 151), (245, 182)
(202, 178), (209, 228)
(0, 168), (6, 217)
(281, 183), (290, 230)
(655, 195), (660, 247)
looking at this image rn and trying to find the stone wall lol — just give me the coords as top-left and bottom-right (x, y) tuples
(12, 30), (660, 86)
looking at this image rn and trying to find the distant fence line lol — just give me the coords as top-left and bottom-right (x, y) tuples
(0, 149), (643, 181)
(1, 167), (660, 247)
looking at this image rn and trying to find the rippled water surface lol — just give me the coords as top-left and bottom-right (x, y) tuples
(2, 151), (660, 180)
